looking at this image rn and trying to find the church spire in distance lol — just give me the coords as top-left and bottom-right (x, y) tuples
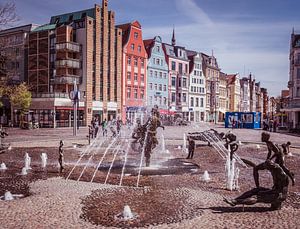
(172, 25), (176, 46)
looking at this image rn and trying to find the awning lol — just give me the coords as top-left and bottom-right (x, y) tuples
(159, 109), (175, 115)
(55, 106), (84, 111)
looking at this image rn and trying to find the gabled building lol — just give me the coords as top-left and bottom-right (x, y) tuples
(144, 36), (169, 114)
(240, 76), (250, 112)
(219, 72), (228, 121)
(201, 52), (221, 122)
(163, 30), (189, 120)
(26, 1), (122, 127)
(117, 21), (148, 122)
(226, 73), (240, 112)
(187, 51), (206, 122)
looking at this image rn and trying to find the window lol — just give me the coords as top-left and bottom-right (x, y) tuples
(156, 46), (160, 52)
(134, 58), (138, 67)
(159, 72), (162, 78)
(127, 87), (131, 98)
(171, 61), (176, 70)
(182, 93), (187, 102)
(141, 59), (144, 68)
(150, 70), (153, 77)
(138, 45), (141, 52)
(127, 72), (131, 80)
(134, 73), (138, 81)
(141, 74), (144, 82)
(141, 90), (144, 99)
(196, 98), (199, 107)
(164, 73), (167, 79)
(171, 77), (176, 87)
(150, 96), (152, 105)
(297, 87), (300, 97)
(185, 64), (188, 73)
(159, 84), (162, 91)
(178, 77), (181, 87)
(182, 78), (187, 88)
(154, 71), (158, 78)
(163, 85), (166, 91)
(155, 84), (158, 90)
(156, 58), (160, 65)
(127, 57), (131, 65)
(131, 44), (134, 50)
(164, 97), (167, 105)
(297, 68), (300, 79)
(153, 58), (155, 64)
(134, 32), (138, 39)
(16, 48), (20, 56)
(179, 63), (183, 74)
(134, 88), (138, 99)
(171, 92), (176, 102)
(150, 83), (153, 90)
(191, 97), (194, 107)
(159, 97), (162, 105)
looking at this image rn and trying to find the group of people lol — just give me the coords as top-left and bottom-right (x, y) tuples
(263, 119), (279, 132)
(88, 117), (123, 141)
(224, 132), (295, 210)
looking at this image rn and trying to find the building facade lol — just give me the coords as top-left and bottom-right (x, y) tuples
(227, 73), (240, 112)
(117, 21), (148, 122)
(187, 51), (206, 122)
(286, 30), (300, 128)
(0, 24), (37, 125)
(25, 1), (122, 127)
(201, 53), (220, 122)
(219, 72), (228, 121)
(163, 34), (189, 120)
(144, 36), (169, 114)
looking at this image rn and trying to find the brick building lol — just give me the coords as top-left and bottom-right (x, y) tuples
(26, 1), (121, 127)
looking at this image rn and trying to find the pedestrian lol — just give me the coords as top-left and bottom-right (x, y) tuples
(101, 119), (107, 137)
(273, 119), (277, 132)
(94, 117), (99, 137)
(186, 137), (195, 159)
(116, 117), (122, 135)
(58, 140), (64, 173)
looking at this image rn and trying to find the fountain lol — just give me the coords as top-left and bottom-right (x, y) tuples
(4, 191), (14, 200)
(202, 170), (211, 182)
(256, 144), (260, 149)
(238, 140), (242, 145)
(115, 205), (137, 221)
(0, 162), (7, 170)
(183, 133), (188, 154)
(40, 153), (47, 168)
(24, 153), (31, 170)
(21, 167), (28, 175)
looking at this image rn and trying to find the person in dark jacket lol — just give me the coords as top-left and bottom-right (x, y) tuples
(186, 137), (195, 159)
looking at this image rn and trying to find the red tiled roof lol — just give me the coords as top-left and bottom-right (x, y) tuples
(227, 74), (237, 85)
(143, 38), (154, 57)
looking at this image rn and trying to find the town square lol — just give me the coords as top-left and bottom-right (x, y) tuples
(1, 0), (300, 228)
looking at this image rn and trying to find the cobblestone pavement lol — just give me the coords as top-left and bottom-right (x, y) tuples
(0, 123), (300, 228)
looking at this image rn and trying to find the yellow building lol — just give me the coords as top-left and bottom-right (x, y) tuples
(227, 73), (240, 112)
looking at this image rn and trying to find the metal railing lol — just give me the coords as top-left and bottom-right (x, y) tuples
(56, 42), (81, 52)
(55, 59), (80, 69)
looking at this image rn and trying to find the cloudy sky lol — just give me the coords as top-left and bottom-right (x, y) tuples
(12, 0), (300, 96)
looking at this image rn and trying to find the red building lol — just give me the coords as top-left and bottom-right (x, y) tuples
(117, 21), (148, 122)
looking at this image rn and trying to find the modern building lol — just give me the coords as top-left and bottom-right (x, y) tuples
(144, 36), (169, 114)
(117, 21), (148, 122)
(26, 1), (122, 127)
(226, 73), (240, 112)
(187, 51), (206, 122)
(285, 30), (300, 128)
(163, 30), (190, 120)
(201, 52), (220, 122)
(0, 24), (37, 125)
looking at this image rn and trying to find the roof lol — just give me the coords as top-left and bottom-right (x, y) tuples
(0, 24), (34, 36)
(32, 24), (56, 32)
(227, 74), (237, 85)
(143, 38), (154, 57)
(116, 23), (131, 47)
(50, 8), (95, 24)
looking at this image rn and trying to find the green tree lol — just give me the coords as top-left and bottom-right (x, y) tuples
(9, 83), (31, 114)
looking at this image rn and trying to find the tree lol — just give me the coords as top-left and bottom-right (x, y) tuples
(9, 83), (32, 114)
(0, 1), (18, 29)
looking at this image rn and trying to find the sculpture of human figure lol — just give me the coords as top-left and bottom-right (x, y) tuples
(223, 131), (238, 161)
(58, 140), (64, 173)
(281, 141), (291, 156)
(261, 132), (295, 186)
(224, 159), (289, 210)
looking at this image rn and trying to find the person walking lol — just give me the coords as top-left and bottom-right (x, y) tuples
(186, 137), (195, 159)
(101, 119), (107, 137)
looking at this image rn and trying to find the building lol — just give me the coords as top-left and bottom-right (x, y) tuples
(187, 51), (206, 122)
(0, 24), (37, 125)
(26, 1), (122, 127)
(144, 36), (169, 114)
(261, 87), (269, 119)
(219, 72), (228, 121)
(240, 76), (250, 112)
(163, 30), (190, 120)
(226, 73), (240, 112)
(201, 52), (221, 122)
(255, 82), (263, 113)
(285, 30), (300, 128)
(117, 21), (148, 122)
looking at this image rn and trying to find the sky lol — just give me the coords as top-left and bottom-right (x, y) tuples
(10, 0), (300, 96)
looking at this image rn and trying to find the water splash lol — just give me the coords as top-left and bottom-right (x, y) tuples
(202, 170), (211, 182)
(0, 162), (7, 170)
(40, 153), (47, 168)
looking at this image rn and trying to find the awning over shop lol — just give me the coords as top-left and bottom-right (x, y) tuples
(159, 109), (175, 115)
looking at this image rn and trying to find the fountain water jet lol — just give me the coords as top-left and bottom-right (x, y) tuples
(40, 153), (47, 168)
(4, 191), (14, 200)
(0, 162), (7, 170)
(21, 167), (28, 175)
(202, 170), (211, 182)
(24, 153), (31, 170)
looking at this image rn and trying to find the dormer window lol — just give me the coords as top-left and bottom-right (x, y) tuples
(156, 46), (160, 52)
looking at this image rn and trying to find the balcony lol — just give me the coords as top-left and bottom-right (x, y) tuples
(55, 59), (80, 69)
(53, 74), (81, 85)
(283, 99), (300, 109)
(56, 42), (81, 53)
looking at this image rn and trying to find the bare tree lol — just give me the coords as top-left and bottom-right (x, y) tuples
(0, 1), (18, 30)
